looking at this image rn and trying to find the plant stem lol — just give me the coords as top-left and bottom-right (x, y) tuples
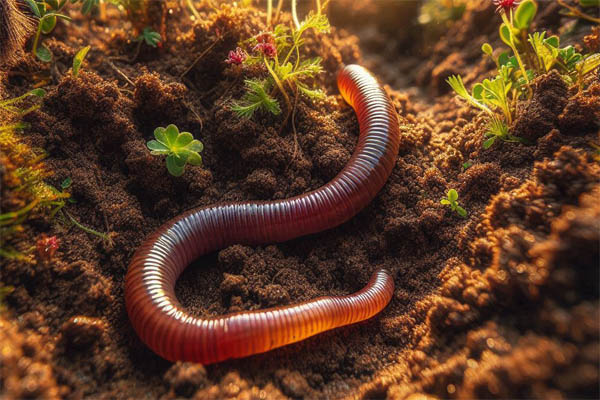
(63, 210), (113, 245)
(316, 0), (321, 14)
(501, 12), (530, 89)
(557, 0), (600, 24)
(32, 22), (43, 57)
(186, 0), (200, 19)
(267, 0), (272, 26)
(264, 56), (292, 113)
(274, 0), (283, 23)
(291, 0), (300, 30)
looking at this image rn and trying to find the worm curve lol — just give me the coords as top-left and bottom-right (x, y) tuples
(125, 64), (400, 364)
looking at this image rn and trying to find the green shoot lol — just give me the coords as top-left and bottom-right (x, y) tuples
(24, 0), (72, 62)
(147, 124), (204, 177)
(62, 210), (113, 246)
(441, 189), (467, 218)
(72, 46), (91, 77)
(136, 27), (162, 48)
(0, 89), (46, 115)
(446, 75), (493, 115)
(231, 79), (281, 118)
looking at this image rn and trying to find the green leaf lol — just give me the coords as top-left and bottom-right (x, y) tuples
(448, 189), (458, 202)
(174, 131), (193, 148)
(138, 27), (161, 47)
(499, 23), (512, 46)
(24, 0), (41, 17)
(483, 136), (496, 149)
(579, 0), (600, 7)
(498, 52), (510, 66)
(166, 155), (185, 176)
(147, 140), (169, 153)
(232, 79), (281, 118)
(60, 177), (72, 189)
(41, 15), (57, 34)
(72, 45), (90, 77)
(456, 206), (467, 218)
(153, 127), (167, 144)
(186, 152), (202, 166)
(36, 45), (52, 62)
(440, 199), (451, 205)
(578, 53), (600, 76)
(544, 35), (559, 48)
(29, 88), (46, 98)
(188, 140), (204, 153)
(472, 83), (484, 100)
(164, 124), (179, 146)
(514, 0), (537, 30)
(481, 43), (493, 56)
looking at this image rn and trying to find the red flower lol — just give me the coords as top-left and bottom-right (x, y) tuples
(225, 47), (246, 65)
(37, 235), (59, 261)
(253, 32), (277, 58)
(253, 42), (277, 58)
(493, 0), (520, 14)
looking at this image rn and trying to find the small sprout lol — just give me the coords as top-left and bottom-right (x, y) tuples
(136, 27), (161, 48)
(462, 161), (473, 170)
(72, 45), (91, 77)
(225, 47), (246, 65)
(24, 0), (72, 62)
(36, 234), (59, 261)
(60, 177), (72, 189)
(147, 124), (204, 177)
(441, 189), (467, 218)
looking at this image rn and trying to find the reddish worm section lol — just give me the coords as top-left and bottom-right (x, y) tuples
(125, 65), (400, 364)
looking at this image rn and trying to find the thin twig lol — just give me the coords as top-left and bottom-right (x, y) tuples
(179, 39), (220, 80)
(105, 60), (135, 86)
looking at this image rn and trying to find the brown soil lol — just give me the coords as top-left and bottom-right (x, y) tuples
(1, 1), (599, 399)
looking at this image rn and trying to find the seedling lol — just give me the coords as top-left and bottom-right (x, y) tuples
(136, 27), (161, 48)
(231, 10), (330, 119)
(72, 45), (91, 76)
(24, 0), (72, 62)
(147, 124), (204, 177)
(441, 189), (467, 218)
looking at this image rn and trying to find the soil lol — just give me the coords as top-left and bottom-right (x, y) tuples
(1, 1), (599, 399)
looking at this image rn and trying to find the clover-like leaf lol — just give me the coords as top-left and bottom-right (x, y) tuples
(147, 124), (204, 177)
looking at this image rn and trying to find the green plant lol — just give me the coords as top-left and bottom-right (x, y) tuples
(483, 116), (522, 149)
(230, 10), (330, 119)
(72, 45), (91, 76)
(147, 124), (204, 177)
(136, 27), (161, 48)
(441, 189), (467, 218)
(448, 0), (600, 149)
(24, 0), (72, 61)
(0, 88), (46, 115)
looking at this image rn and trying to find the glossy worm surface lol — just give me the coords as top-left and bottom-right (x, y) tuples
(125, 65), (400, 364)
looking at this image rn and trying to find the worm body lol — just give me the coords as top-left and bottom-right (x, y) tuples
(125, 65), (400, 364)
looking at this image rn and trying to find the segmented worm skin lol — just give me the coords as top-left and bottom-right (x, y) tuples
(125, 64), (400, 364)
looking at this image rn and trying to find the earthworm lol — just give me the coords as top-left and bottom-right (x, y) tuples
(125, 64), (400, 364)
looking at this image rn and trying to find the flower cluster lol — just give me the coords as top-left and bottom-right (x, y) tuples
(253, 32), (277, 58)
(225, 47), (246, 65)
(493, 0), (521, 14)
